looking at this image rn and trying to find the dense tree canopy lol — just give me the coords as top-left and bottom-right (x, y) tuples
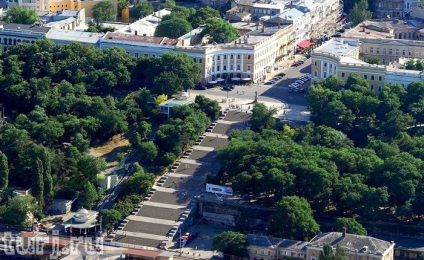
(349, 0), (372, 26)
(132, 2), (154, 19)
(201, 18), (240, 43)
(213, 231), (248, 257)
(336, 218), (367, 235)
(3, 6), (39, 24)
(154, 18), (193, 38)
(92, 1), (116, 25)
(268, 196), (320, 240)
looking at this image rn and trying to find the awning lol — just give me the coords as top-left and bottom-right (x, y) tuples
(231, 78), (241, 81)
(242, 78), (251, 81)
(208, 81), (218, 84)
(297, 40), (312, 49)
(216, 78), (225, 82)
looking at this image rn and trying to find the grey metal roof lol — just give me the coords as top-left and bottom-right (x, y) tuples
(310, 232), (393, 255)
(0, 22), (51, 34)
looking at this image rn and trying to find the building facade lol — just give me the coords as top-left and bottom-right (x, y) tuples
(374, 0), (420, 18)
(247, 232), (395, 260)
(311, 37), (424, 92)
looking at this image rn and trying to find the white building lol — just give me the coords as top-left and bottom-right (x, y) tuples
(311, 38), (424, 92)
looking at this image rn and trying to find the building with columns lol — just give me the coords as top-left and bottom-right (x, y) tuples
(99, 21), (294, 84)
(311, 37), (424, 92)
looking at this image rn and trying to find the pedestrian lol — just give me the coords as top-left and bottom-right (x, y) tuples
(237, 90), (239, 94)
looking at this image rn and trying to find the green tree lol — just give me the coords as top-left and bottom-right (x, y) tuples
(32, 158), (45, 206)
(99, 209), (122, 234)
(0, 196), (40, 226)
(92, 1), (116, 25)
(154, 18), (193, 38)
(189, 7), (221, 28)
(132, 2), (154, 19)
(160, 0), (176, 8)
(250, 103), (277, 132)
(193, 95), (221, 121)
(201, 17), (239, 43)
(3, 5), (39, 24)
(406, 59), (416, 70)
(0, 152), (8, 191)
(212, 231), (248, 257)
(335, 218), (367, 235)
(138, 141), (158, 163)
(349, 0), (372, 26)
(120, 171), (154, 197)
(319, 244), (347, 260)
(367, 56), (379, 64)
(82, 181), (99, 209)
(268, 196), (319, 240)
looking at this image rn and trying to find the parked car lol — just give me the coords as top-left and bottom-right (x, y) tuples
(295, 80), (305, 85)
(195, 84), (207, 90)
(264, 80), (276, 85)
(274, 76), (284, 80)
(277, 73), (286, 77)
(305, 54), (311, 59)
(298, 87), (306, 93)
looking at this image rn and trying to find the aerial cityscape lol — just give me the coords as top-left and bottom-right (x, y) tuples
(0, 0), (424, 259)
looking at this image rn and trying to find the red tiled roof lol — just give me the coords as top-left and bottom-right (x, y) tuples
(124, 248), (161, 259)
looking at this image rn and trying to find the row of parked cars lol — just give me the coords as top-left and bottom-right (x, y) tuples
(264, 73), (286, 85)
(288, 73), (311, 93)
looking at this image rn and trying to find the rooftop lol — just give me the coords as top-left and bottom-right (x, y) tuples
(103, 32), (178, 45)
(310, 232), (394, 255)
(159, 97), (194, 108)
(278, 8), (305, 21)
(253, 3), (285, 9)
(62, 209), (98, 229)
(117, 9), (171, 36)
(0, 22), (51, 34)
(313, 38), (360, 57)
(47, 28), (103, 44)
(46, 17), (76, 28)
(343, 19), (420, 39)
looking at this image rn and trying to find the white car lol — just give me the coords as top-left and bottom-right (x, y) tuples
(304, 73), (312, 77)
(290, 83), (300, 88)
(295, 80), (305, 85)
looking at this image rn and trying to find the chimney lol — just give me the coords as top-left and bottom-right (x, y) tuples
(135, 30), (138, 35)
(342, 227), (347, 237)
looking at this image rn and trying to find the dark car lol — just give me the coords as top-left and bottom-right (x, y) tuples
(223, 85), (234, 91)
(277, 73), (286, 77)
(264, 80), (276, 85)
(305, 54), (311, 59)
(195, 84), (207, 90)
(298, 87), (306, 93)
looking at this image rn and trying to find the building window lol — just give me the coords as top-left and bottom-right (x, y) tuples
(314, 61), (317, 66)
(314, 70), (318, 77)
(231, 54), (234, 59)
(403, 50), (406, 55)
(135, 53), (139, 57)
(324, 62), (327, 67)
(237, 54), (241, 59)
(371, 85), (374, 90)
(341, 72), (345, 77)
(378, 86), (382, 92)
(223, 65), (227, 71)
(376, 48), (380, 54)
(199, 58), (202, 63)
(224, 55), (227, 59)
(383, 48), (386, 54)
(396, 49), (400, 55)
(217, 56), (220, 61)
(193, 58), (197, 62)
(364, 75), (368, 79)
(379, 76), (382, 81)
(371, 75), (374, 80)
(217, 66), (220, 71)
(237, 65), (240, 70)
(247, 64), (251, 71)
(370, 47), (374, 53)
(330, 64), (333, 69)
(248, 55), (251, 60)
(324, 71), (327, 78)
(389, 49), (393, 54)
(230, 65), (234, 70)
